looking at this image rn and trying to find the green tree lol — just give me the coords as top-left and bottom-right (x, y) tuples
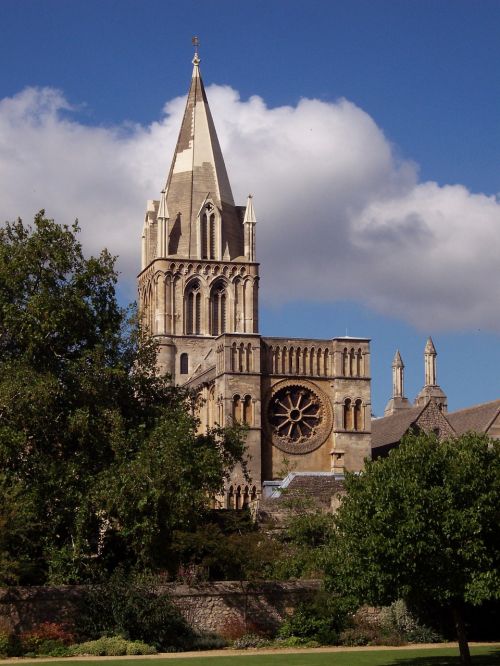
(330, 432), (500, 665)
(0, 212), (246, 582)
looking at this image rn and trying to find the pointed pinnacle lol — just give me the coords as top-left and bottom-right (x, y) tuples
(425, 337), (437, 354)
(392, 350), (404, 367)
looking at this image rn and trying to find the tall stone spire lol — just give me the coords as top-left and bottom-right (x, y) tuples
(415, 337), (447, 412)
(384, 350), (411, 416)
(161, 50), (243, 260)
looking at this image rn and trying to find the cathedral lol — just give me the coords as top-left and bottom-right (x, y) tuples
(138, 52), (371, 506)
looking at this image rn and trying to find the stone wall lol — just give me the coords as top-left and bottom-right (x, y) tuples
(0, 580), (321, 637)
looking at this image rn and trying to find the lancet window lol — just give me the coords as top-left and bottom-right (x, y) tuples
(199, 202), (218, 260)
(210, 280), (227, 335)
(185, 280), (201, 335)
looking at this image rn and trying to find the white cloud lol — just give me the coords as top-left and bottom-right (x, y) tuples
(1, 84), (499, 331)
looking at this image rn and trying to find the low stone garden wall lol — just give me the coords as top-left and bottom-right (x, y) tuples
(0, 580), (322, 637)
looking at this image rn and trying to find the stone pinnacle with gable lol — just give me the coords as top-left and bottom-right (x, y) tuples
(415, 337), (448, 412)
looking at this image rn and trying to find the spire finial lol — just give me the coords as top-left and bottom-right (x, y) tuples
(192, 36), (200, 66)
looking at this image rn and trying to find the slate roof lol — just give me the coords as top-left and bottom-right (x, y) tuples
(371, 405), (424, 449)
(446, 399), (500, 435)
(259, 474), (345, 522)
(282, 474), (345, 509)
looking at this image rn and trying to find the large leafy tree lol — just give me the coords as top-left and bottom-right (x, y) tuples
(0, 212), (245, 583)
(330, 432), (500, 665)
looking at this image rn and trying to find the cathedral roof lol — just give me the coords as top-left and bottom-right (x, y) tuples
(162, 54), (242, 259)
(446, 399), (500, 435)
(372, 405), (425, 451)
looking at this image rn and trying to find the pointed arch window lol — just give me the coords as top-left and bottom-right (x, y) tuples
(210, 280), (227, 336)
(200, 213), (208, 259)
(185, 280), (201, 335)
(199, 202), (219, 260)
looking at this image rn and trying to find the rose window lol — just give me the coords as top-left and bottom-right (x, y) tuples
(267, 381), (332, 454)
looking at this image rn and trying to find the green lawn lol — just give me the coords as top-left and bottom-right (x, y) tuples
(9, 646), (500, 666)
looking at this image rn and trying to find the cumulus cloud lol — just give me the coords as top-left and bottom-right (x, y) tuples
(1, 83), (499, 331)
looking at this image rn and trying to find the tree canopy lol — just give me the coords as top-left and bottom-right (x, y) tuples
(0, 212), (246, 584)
(330, 431), (500, 665)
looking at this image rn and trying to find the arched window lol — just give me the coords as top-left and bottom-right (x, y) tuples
(231, 342), (238, 371)
(243, 395), (252, 425)
(323, 349), (329, 376)
(185, 280), (201, 335)
(233, 395), (242, 422)
(242, 486), (250, 508)
(349, 348), (355, 376)
(209, 213), (216, 260)
(210, 280), (227, 336)
(343, 398), (353, 430)
(354, 399), (363, 431)
(239, 342), (244, 372)
(246, 343), (252, 372)
(180, 353), (188, 375)
(235, 486), (241, 510)
(250, 486), (257, 502)
(356, 349), (363, 377)
(342, 348), (348, 376)
(200, 213), (208, 259)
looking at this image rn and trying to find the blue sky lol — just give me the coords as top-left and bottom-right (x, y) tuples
(1, 0), (499, 416)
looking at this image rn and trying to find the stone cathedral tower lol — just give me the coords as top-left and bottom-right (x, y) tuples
(139, 51), (372, 507)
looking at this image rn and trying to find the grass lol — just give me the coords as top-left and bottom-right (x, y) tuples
(5, 645), (500, 666)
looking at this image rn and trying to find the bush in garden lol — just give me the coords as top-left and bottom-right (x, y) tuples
(70, 636), (156, 656)
(77, 570), (193, 650)
(232, 633), (270, 649)
(188, 632), (228, 650)
(19, 621), (75, 655)
(278, 594), (350, 645)
(0, 630), (21, 657)
(381, 599), (443, 643)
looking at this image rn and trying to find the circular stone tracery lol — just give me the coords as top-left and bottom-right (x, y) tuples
(267, 380), (333, 454)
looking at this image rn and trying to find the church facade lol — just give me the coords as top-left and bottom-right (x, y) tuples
(138, 53), (371, 506)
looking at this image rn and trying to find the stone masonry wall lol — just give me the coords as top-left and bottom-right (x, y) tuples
(0, 581), (321, 637)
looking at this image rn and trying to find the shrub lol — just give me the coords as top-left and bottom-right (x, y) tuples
(20, 622), (75, 655)
(381, 600), (442, 644)
(0, 630), (21, 657)
(71, 636), (156, 656)
(275, 636), (320, 648)
(77, 570), (193, 650)
(189, 632), (228, 650)
(339, 625), (378, 646)
(232, 633), (270, 649)
(278, 594), (349, 645)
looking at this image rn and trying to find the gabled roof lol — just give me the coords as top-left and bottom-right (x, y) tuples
(372, 405), (425, 450)
(447, 399), (500, 436)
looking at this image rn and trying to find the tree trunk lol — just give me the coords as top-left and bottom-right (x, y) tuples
(452, 605), (471, 666)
